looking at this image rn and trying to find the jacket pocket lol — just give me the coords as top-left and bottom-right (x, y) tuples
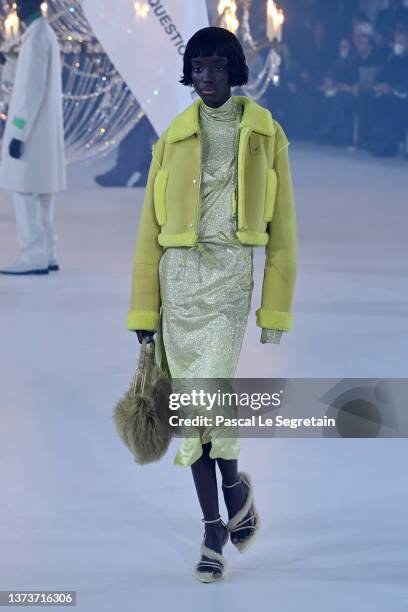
(264, 168), (277, 222)
(153, 169), (169, 226)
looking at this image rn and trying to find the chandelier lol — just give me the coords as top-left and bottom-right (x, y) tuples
(217, 0), (285, 100)
(0, 0), (141, 164)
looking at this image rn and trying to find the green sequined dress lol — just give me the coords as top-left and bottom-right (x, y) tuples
(156, 96), (254, 467)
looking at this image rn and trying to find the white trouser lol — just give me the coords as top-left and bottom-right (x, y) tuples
(13, 193), (57, 267)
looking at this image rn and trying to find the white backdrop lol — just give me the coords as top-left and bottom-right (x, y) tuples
(81, 0), (209, 135)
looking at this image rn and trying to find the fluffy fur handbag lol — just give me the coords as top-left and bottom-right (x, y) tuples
(113, 337), (177, 465)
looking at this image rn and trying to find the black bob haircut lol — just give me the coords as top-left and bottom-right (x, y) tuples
(179, 27), (249, 87)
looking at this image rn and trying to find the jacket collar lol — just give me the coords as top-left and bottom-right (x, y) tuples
(21, 15), (44, 43)
(166, 95), (275, 143)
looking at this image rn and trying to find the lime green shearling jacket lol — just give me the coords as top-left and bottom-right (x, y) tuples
(127, 95), (297, 333)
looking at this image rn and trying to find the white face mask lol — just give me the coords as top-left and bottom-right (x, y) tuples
(340, 50), (349, 59)
(394, 43), (405, 56)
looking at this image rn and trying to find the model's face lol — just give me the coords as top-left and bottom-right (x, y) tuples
(191, 55), (231, 108)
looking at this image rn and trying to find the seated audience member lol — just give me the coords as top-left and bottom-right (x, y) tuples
(367, 28), (408, 156)
(316, 38), (359, 146)
(284, 21), (336, 139)
(352, 32), (383, 148)
(375, 0), (408, 42)
(260, 39), (297, 135)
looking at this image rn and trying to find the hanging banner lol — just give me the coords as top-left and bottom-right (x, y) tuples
(81, 0), (209, 134)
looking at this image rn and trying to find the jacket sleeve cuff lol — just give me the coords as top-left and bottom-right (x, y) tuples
(256, 308), (293, 331)
(127, 310), (160, 331)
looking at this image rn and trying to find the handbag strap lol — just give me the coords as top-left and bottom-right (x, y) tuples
(132, 337), (155, 395)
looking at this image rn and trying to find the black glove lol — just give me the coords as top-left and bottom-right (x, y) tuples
(9, 138), (23, 159)
(0, 52), (6, 66)
(135, 330), (155, 344)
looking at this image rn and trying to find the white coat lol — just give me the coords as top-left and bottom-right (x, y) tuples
(0, 17), (66, 194)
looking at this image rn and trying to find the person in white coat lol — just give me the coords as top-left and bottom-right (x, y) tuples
(0, 0), (66, 275)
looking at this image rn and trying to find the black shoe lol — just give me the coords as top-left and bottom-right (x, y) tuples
(94, 171), (131, 187)
(0, 261), (49, 275)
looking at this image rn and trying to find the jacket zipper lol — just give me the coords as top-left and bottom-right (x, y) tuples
(232, 123), (240, 228)
(236, 127), (251, 230)
(233, 109), (244, 228)
(196, 130), (202, 233)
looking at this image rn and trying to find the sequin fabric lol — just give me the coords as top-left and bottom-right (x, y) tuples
(155, 97), (253, 466)
(155, 97), (284, 467)
(261, 328), (283, 344)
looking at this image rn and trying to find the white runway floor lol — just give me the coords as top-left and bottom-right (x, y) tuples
(0, 143), (407, 610)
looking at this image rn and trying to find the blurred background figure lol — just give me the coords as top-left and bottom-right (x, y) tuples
(315, 38), (358, 146)
(353, 30), (382, 148)
(375, 0), (408, 42)
(0, 0), (66, 275)
(261, 0), (408, 158)
(94, 115), (156, 188)
(365, 27), (408, 155)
